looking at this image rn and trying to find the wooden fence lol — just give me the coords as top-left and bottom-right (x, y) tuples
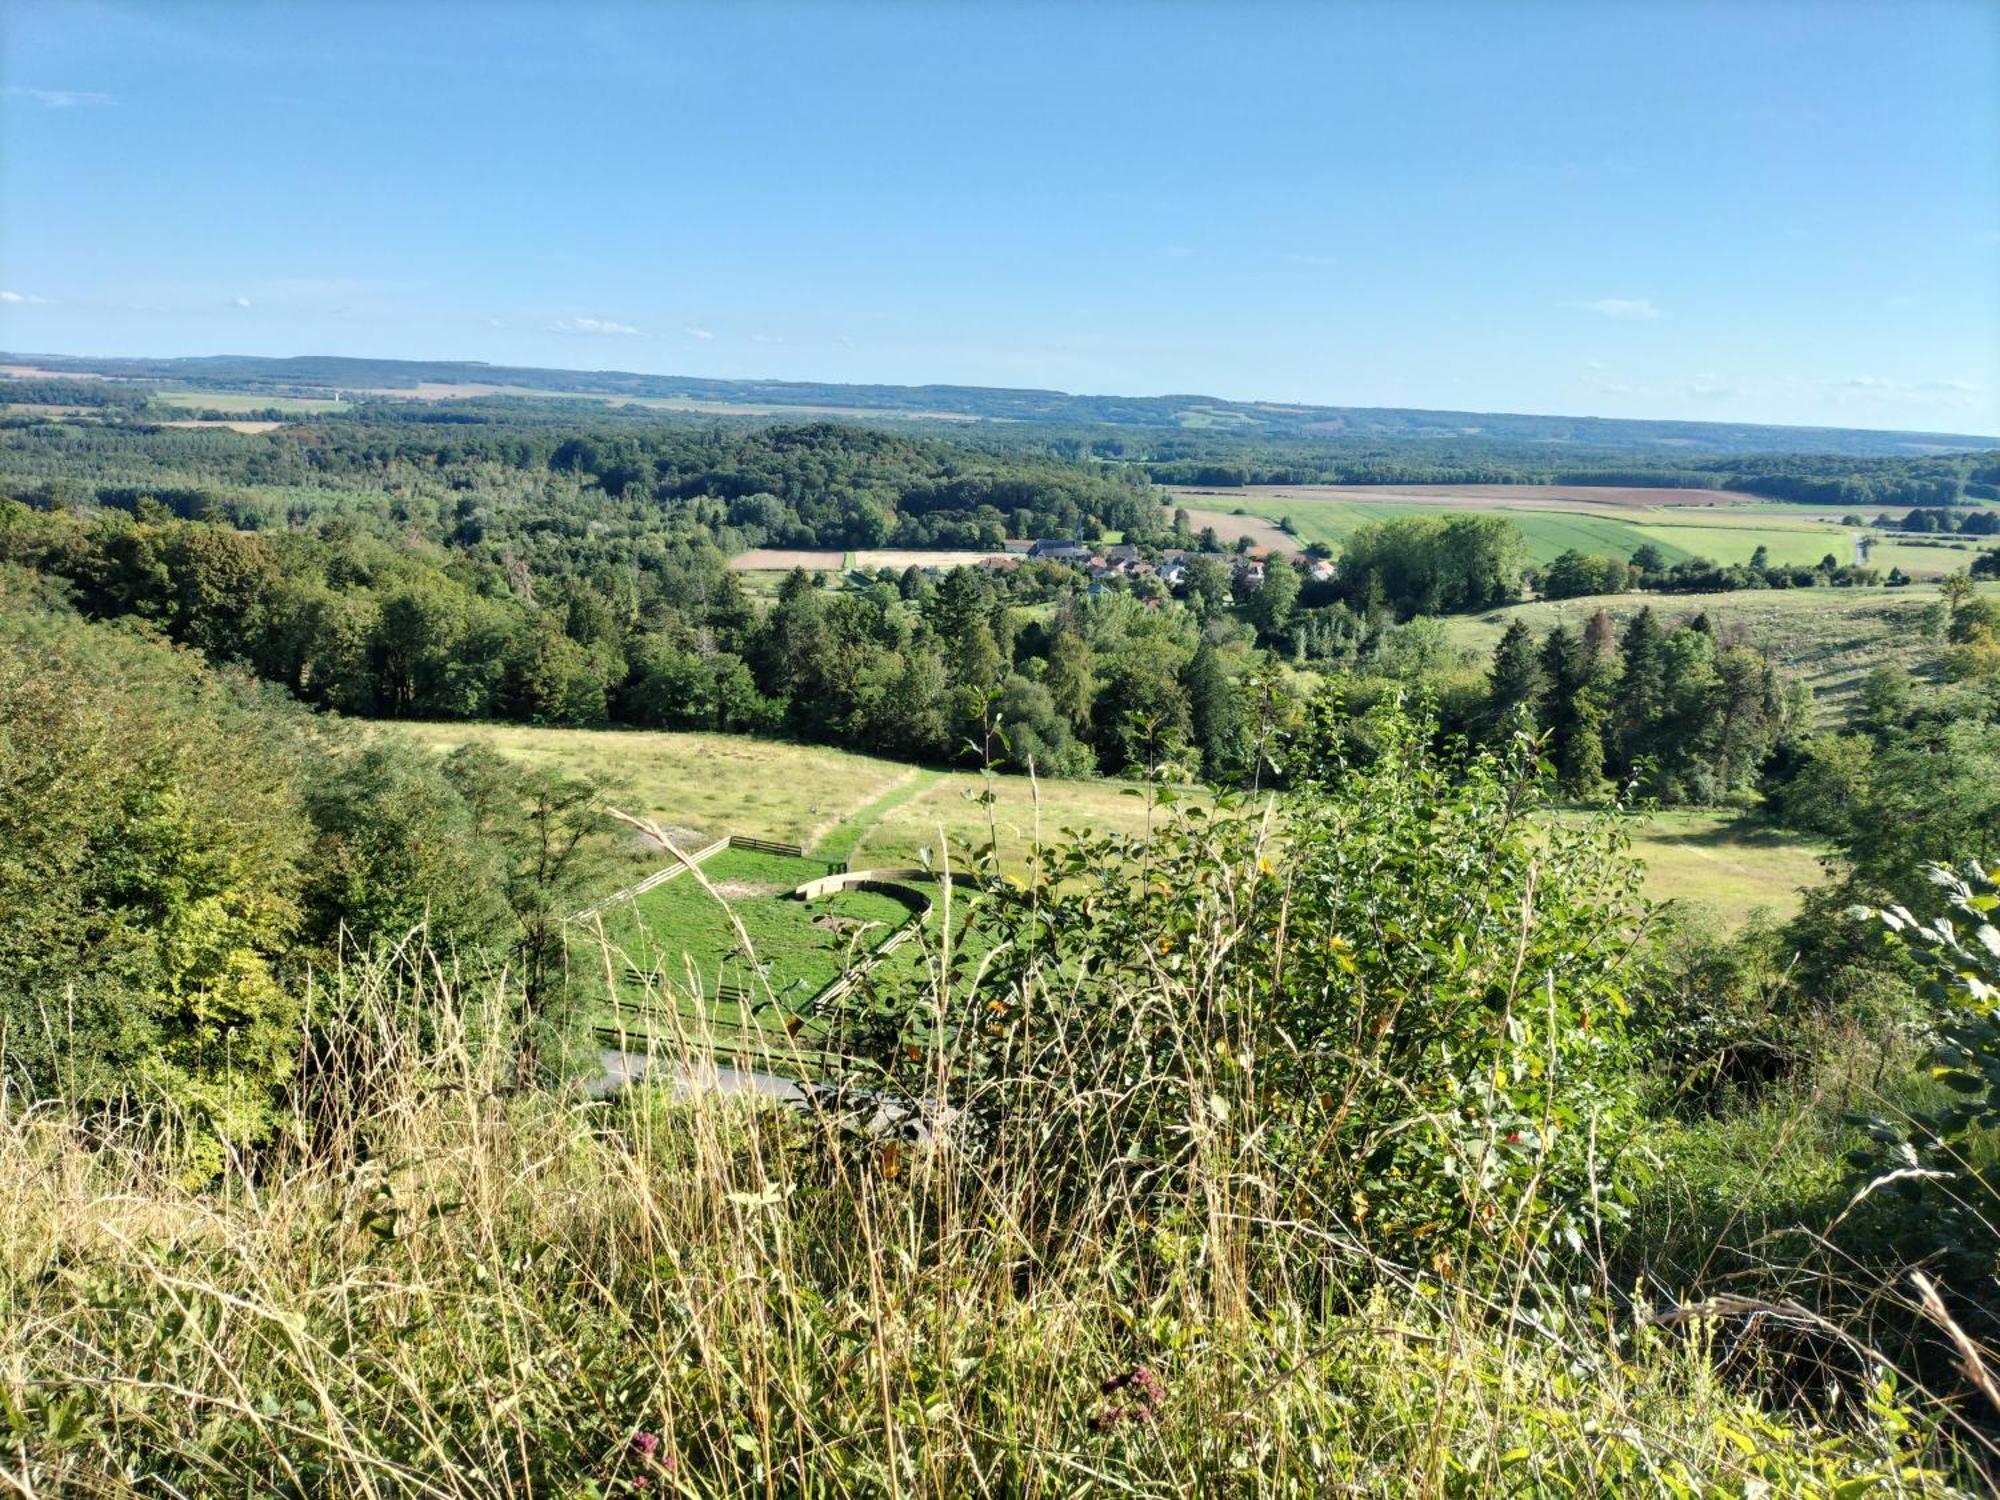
(568, 836), (729, 924)
(726, 834), (809, 858)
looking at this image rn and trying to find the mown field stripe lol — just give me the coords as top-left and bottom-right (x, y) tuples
(811, 767), (942, 863)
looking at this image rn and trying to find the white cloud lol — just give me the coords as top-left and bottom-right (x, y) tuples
(232, 296), (251, 308)
(683, 326), (715, 341)
(2, 86), (114, 108)
(1579, 297), (1662, 321)
(1583, 359), (1608, 372)
(749, 332), (784, 345)
(0, 290), (46, 304)
(552, 316), (643, 336)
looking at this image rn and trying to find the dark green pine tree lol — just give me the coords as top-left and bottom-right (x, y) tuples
(1485, 618), (1545, 743)
(1185, 642), (1241, 782)
(1537, 623), (1606, 798)
(1611, 606), (1667, 779)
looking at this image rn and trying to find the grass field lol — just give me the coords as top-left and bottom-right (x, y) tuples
(1573, 808), (1827, 924)
(1170, 484), (1995, 576)
(595, 846), (913, 1013)
(384, 721), (1180, 878)
(151, 389), (347, 414)
(385, 719), (1828, 943)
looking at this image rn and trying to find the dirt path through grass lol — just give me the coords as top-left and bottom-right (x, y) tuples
(810, 767), (941, 863)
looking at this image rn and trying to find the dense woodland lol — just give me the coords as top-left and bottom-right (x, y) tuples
(5, 409), (1995, 793)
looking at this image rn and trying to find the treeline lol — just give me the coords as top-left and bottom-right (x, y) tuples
(1715, 452), (2000, 508)
(1892, 506), (2000, 533)
(0, 501), (1286, 782)
(0, 377), (153, 412)
(0, 416), (1162, 550)
(1480, 609), (1803, 803)
(1144, 444), (2000, 507)
(1534, 542), (1889, 600)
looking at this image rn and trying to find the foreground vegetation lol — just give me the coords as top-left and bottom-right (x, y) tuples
(8, 677), (2000, 1494)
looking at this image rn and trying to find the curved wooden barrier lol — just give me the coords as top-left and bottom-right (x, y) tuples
(791, 867), (941, 903)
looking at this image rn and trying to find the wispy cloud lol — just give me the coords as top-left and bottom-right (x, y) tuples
(232, 296), (251, 308)
(0, 290), (47, 305)
(1598, 382), (1632, 395)
(749, 332), (784, 345)
(1579, 297), (1662, 321)
(552, 316), (643, 336)
(1687, 375), (1735, 399)
(1827, 375), (1986, 405)
(3, 86), (115, 108)
(683, 326), (715, 341)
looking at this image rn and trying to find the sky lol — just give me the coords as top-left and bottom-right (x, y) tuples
(2, 0), (1997, 435)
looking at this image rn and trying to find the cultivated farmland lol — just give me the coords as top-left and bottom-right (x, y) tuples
(1167, 483), (1997, 575)
(150, 389), (348, 414)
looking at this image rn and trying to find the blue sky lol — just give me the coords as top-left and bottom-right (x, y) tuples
(3, 0), (1996, 433)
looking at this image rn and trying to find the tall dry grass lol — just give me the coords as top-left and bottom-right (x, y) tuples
(0, 914), (1982, 1497)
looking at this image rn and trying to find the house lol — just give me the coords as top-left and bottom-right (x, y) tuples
(1103, 543), (1142, 565)
(1308, 558), (1336, 582)
(1027, 538), (1091, 562)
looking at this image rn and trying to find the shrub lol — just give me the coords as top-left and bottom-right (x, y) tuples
(0, 599), (309, 1179)
(840, 698), (1656, 1284)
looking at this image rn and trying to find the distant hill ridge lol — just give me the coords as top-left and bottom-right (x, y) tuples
(5, 349), (1995, 457)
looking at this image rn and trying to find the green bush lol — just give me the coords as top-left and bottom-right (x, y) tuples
(0, 593), (310, 1178)
(845, 699), (1655, 1281)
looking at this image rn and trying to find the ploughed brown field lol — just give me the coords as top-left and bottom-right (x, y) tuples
(728, 548), (1014, 572)
(1178, 510), (1297, 553)
(727, 548), (848, 571)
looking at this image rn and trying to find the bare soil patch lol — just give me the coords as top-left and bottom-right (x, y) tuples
(711, 879), (785, 899)
(1180, 509), (1301, 554)
(851, 549), (1007, 570)
(158, 419), (282, 433)
(728, 548), (848, 572)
